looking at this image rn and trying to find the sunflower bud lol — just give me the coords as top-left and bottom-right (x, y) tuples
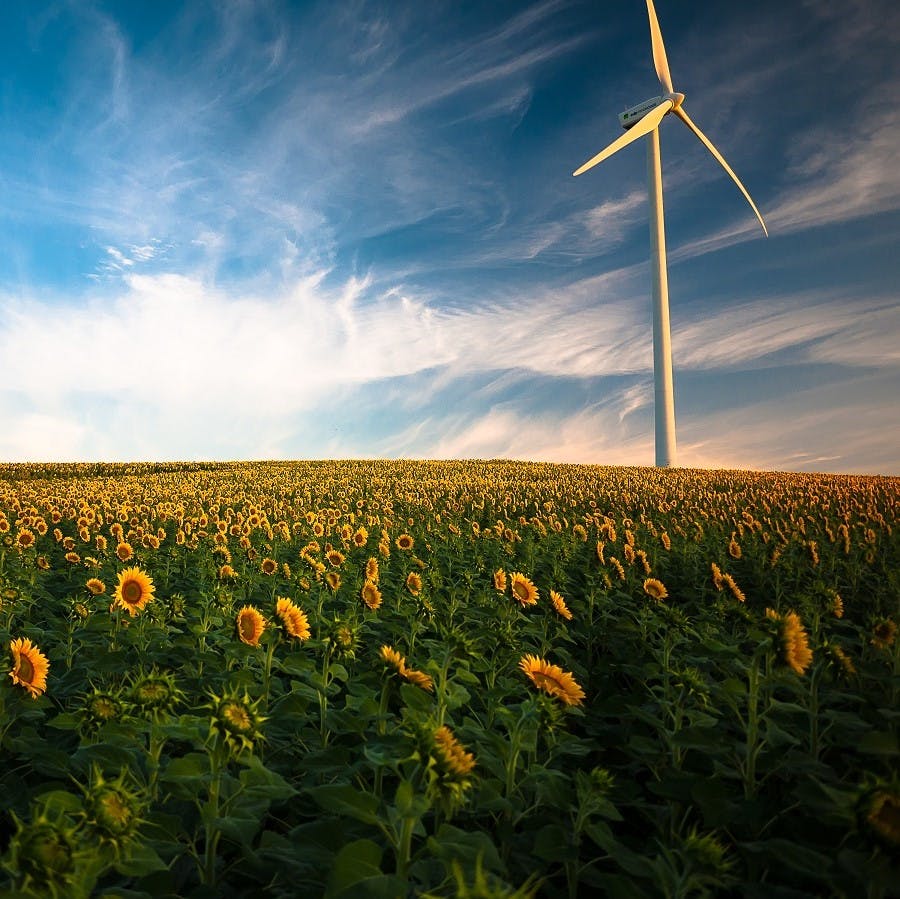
(207, 687), (266, 756)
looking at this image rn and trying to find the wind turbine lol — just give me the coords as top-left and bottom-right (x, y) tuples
(574, 0), (767, 467)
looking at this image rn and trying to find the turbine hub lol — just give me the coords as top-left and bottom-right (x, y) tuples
(667, 92), (685, 110)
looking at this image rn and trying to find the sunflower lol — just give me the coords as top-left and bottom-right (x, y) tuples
(326, 549), (345, 567)
(218, 563), (237, 579)
(866, 789), (900, 846)
(710, 562), (725, 591)
(260, 557), (278, 576)
(509, 572), (538, 607)
(519, 654), (585, 706)
(434, 725), (476, 777)
(871, 619), (897, 650)
(493, 568), (507, 592)
(113, 567), (155, 617)
(36, 555), (50, 570)
(643, 578), (668, 601)
(550, 590), (573, 620)
(361, 580), (382, 610)
(9, 637), (50, 699)
(395, 533), (414, 551)
(830, 593), (844, 618)
(81, 767), (146, 847)
(379, 644), (433, 691)
(325, 570), (341, 592)
(365, 557), (379, 581)
(728, 536), (742, 559)
(767, 609), (813, 675)
(722, 573), (746, 603)
(115, 542), (134, 562)
(207, 687), (266, 756)
(85, 578), (106, 596)
(406, 572), (423, 596)
(353, 527), (368, 547)
(402, 667), (434, 692)
(15, 529), (36, 550)
(236, 605), (265, 646)
(609, 557), (625, 581)
(380, 644), (405, 672)
(275, 597), (310, 640)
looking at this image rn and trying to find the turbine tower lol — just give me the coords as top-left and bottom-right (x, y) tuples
(574, 0), (767, 467)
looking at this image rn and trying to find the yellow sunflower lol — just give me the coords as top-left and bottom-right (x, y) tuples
(509, 572), (538, 607)
(236, 605), (265, 646)
(767, 609), (813, 675)
(405, 572), (422, 596)
(115, 542), (134, 562)
(361, 580), (382, 610)
(274, 597), (310, 640)
(402, 666), (434, 692)
(643, 578), (668, 601)
(9, 637), (50, 699)
(493, 568), (507, 592)
(326, 549), (345, 567)
(783, 613), (814, 674)
(379, 644), (433, 691)
(113, 567), (155, 617)
(519, 654), (585, 706)
(550, 590), (573, 620)
(867, 790), (900, 846)
(325, 570), (341, 592)
(365, 557), (379, 581)
(722, 573), (746, 603)
(395, 533), (414, 551)
(260, 557), (278, 576)
(871, 619), (897, 650)
(86, 578), (106, 596)
(379, 645), (405, 672)
(434, 725), (476, 776)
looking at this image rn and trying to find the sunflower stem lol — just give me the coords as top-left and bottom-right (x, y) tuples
(262, 636), (277, 711)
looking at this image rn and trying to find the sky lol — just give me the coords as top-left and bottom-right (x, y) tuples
(0, 0), (898, 474)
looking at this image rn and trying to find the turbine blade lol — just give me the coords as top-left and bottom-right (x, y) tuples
(573, 99), (673, 176)
(674, 106), (768, 236)
(646, 0), (674, 95)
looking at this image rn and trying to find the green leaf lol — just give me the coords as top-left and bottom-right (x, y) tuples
(425, 824), (503, 873)
(857, 731), (898, 756)
(400, 683), (433, 712)
(114, 843), (169, 877)
(533, 823), (576, 861)
(307, 784), (381, 825)
(740, 838), (833, 881)
(325, 839), (405, 898)
(239, 757), (298, 801)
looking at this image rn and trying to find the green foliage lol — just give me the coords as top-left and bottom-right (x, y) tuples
(0, 460), (898, 897)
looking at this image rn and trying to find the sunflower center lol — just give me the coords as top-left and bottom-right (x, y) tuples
(92, 698), (118, 720)
(17, 654), (35, 683)
(240, 615), (257, 638)
(97, 790), (133, 832)
(122, 580), (142, 605)
(221, 701), (253, 732)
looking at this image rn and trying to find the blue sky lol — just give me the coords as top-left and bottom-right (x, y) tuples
(0, 0), (897, 473)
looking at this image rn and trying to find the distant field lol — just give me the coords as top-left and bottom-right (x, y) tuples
(1, 460), (898, 898)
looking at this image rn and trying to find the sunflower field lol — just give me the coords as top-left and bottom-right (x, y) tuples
(0, 460), (898, 898)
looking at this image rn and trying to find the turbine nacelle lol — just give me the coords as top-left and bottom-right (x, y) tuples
(619, 93), (684, 129)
